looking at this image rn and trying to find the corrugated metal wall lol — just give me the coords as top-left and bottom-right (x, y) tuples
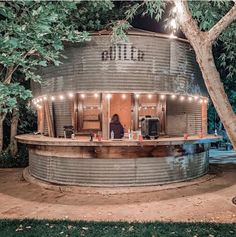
(166, 99), (202, 136)
(32, 32), (206, 97)
(53, 99), (73, 137)
(29, 149), (209, 186)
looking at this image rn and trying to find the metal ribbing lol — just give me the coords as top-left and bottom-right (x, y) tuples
(32, 33), (206, 97)
(29, 151), (209, 186)
(166, 99), (202, 136)
(53, 98), (72, 137)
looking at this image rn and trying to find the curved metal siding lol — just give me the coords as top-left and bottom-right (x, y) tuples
(29, 151), (209, 186)
(166, 99), (202, 136)
(53, 99), (72, 137)
(32, 34), (206, 97)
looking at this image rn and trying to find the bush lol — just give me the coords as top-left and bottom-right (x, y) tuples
(0, 144), (28, 168)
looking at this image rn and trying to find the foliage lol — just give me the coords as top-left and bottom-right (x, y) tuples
(0, 1), (89, 83)
(0, 82), (31, 115)
(0, 219), (235, 237)
(0, 144), (28, 168)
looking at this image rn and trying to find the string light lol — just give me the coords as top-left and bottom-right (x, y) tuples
(160, 94), (165, 100)
(106, 94), (112, 99)
(32, 93), (209, 110)
(68, 93), (74, 98)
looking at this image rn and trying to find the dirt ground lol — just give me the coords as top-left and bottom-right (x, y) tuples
(0, 165), (235, 223)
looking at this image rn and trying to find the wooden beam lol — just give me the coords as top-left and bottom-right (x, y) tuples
(37, 107), (44, 134)
(44, 100), (55, 137)
(102, 93), (109, 140)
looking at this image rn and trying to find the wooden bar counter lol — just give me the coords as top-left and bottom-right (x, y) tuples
(16, 134), (221, 187)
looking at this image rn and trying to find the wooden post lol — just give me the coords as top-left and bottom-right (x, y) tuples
(157, 95), (167, 134)
(37, 107), (44, 134)
(201, 102), (208, 135)
(133, 94), (139, 131)
(102, 93), (109, 140)
(44, 100), (55, 137)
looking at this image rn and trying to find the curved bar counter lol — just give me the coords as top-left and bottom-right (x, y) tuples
(16, 135), (220, 186)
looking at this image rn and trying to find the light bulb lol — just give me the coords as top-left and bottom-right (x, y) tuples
(194, 95), (199, 100)
(160, 94), (165, 100)
(180, 96), (185, 101)
(68, 93), (74, 98)
(135, 94), (140, 98)
(94, 93), (99, 98)
(51, 96), (55, 101)
(188, 97), (193, 102)
(43, 96), (47, 101)
(171, 94), (176, 99)
(148, 94), (152, 99)
(80, 94), (85, 99)
(122, 94), (126, 99)
(59, 95), (64, 100)
(106, 94), (112, 99)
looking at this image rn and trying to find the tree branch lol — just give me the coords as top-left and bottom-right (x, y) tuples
(208, 2), (236, 43)
(174, 0), (205, 46)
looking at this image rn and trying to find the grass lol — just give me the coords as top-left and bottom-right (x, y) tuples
(0, 219), (235, 237)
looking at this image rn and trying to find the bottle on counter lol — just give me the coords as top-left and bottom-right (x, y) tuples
(111, 130), (114, 140)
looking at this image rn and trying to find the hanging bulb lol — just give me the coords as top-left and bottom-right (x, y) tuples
(122, 94), (126, 99)
(106, 94), (112, 99)
(94, 93), (99, 98)
(188, 96), (193, 102)
(148, 94), (152, 99)
(180, 96), (185, 101)
(135, 94), (140, 98)
(171, 94), (176, 99)
(59, 95), (64, 100)
(80, 94), (85, 99)
(160, 94), (165, 100)
(51, 96), (55, 101)
(68, 93), (74, 98)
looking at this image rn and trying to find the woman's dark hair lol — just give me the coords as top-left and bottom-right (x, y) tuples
(111, 114), (120, 123)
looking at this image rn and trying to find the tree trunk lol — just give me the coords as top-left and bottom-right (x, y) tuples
(10, 108), (19, 157)
(0, 114), (6, 153)
(194, 43), (236, 150)
(175, 0), (236, 150)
